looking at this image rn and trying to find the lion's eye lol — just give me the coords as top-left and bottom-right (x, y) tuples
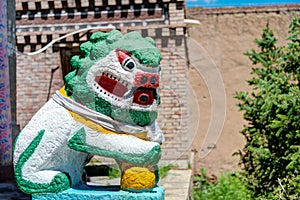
(122, 57), (136, 71)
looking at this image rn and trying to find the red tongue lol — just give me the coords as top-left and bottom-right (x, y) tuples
(95, 75), (128, 97)
(133, 88), (154, 106)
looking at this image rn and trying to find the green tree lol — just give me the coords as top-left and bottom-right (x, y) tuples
(235, 17), (300, 199)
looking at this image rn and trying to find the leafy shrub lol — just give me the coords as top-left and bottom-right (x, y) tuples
(235, 16), (300, 199)
(193, 168), (252, 200)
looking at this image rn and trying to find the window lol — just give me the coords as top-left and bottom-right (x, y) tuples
(60, 46), (80, 81)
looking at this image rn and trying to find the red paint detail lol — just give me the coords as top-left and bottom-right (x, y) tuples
(133, 88), (154, 106)
(116, 49), (131, 64)
(134, 72), (159, 88)
(95, 75), (128, 97)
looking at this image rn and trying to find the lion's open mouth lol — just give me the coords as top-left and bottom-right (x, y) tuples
(95, 73), (129, 98)
(95, 72), (157, 106)
(94, 72), (158, 106)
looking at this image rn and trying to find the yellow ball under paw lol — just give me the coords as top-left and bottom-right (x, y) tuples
(121, 167), (155, 192)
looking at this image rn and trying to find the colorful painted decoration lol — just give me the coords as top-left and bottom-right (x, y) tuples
(13, 30), (164, 195)
(0, 0), (12, 166)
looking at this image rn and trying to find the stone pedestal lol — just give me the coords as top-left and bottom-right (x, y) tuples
(32, 186), (164, 200)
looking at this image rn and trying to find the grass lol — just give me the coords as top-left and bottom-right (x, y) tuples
(108, 165), (121, 179)
(193, 168), (253, 200)
(159, 164), (178, 179)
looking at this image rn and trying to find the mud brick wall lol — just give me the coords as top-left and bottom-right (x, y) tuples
(186, 4), (300, 172)
(15, 0), (191, 164)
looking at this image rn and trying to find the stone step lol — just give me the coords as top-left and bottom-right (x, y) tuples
(159, 169), (193, 200)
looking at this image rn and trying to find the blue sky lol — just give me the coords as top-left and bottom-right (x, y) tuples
(186, 0), (300, 8)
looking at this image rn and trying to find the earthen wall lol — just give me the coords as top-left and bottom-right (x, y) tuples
(186, 4), (300, 173)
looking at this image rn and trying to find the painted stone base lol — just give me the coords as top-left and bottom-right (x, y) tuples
(32, 186), (164, 200)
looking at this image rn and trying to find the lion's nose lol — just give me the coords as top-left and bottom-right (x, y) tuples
(134, 72), (159, 88)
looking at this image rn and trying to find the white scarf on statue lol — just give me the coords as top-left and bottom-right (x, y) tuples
(52, 91), (164, 144)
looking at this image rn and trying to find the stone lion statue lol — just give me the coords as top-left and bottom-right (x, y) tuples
(13, 30), (164, 194)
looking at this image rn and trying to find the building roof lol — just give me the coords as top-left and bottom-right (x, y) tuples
(16, 0), (186, 47)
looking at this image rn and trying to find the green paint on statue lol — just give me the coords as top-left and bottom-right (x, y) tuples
(14, 130), (70, 194)
(68, 127), (162, 166)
